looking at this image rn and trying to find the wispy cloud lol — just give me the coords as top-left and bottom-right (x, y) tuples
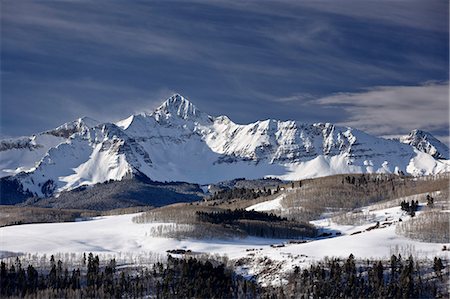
(315, 82), (449, 141)
(1, 1), (448, 138)
(272, 93), (315, 103)
(197, 0), (448, 32)
(296, 0), (448, 33)
(1, 2), (203, 62)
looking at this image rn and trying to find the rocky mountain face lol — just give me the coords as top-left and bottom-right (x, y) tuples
(1, 94), (449, 199)
(400, 129), (449, 159)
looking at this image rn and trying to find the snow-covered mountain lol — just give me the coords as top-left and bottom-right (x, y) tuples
(1, 94), (449, 197)
(0, 117), (98, 178)
(400, 129), (449, 160)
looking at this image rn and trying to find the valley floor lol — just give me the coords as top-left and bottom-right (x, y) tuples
(1, 197), (447, 285)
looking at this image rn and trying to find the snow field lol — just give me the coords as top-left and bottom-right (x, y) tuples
(246, 194), (286, 212)
(1, 200), (447, 264)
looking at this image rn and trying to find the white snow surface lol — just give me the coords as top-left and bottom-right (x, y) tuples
(246, 194), (286, 212)
(0, 117), (98, 179)
(1, 199), (447, 285)
(0, 134), (66, 177)
(0, 202), (446, 260)
(1, 94), (449, 197)
(0, 214), (276, 260)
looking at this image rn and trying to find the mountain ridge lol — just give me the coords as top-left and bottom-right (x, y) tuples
(1, 93), (448, 199)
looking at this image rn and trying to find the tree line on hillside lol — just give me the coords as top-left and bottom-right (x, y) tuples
(2, 253), (447, 298)
(0, 254), (258, 299)
(208, 186), (282, 202)
(0, 206), (99, 227)
(283, 173), (449, 222)
(341, 174), (400, 187)
(196, 209), (286, 224)
(396, 209), (450, 243)
(133, 205), (316, 239)
(266, 254), (447, 298)
(196, 209), (316, 239)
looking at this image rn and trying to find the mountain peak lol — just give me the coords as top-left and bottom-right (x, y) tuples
(42, 116), (99, 138)
(400, 129), (449, 159)
(77, 116), (99, 128)
(407, 129), (430, 138)
(154, 94), (205, 120)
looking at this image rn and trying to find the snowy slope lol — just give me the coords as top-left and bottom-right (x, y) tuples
(0, 205), (445, 259)
(2, 94), (449, 197)
(0, 117), (98, 178)
(246, 194), (286, 212)
(0, 134), (65, 177)
(17, 123), (154, 196)
(0, 200), (447, 286)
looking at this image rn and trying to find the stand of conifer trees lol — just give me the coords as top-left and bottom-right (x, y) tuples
(208, 187), (273, 201)
(1, 253), (446, 298)
(400, 200), (419, 217)
(0, 254), (259, 298)
(265, 254), (447, 298)
(196, 209), (317, 239)
(196, 209), (286, 224)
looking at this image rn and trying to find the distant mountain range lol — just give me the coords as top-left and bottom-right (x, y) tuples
(1, 94), (448, 201)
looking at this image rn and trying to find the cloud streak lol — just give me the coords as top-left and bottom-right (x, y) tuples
(198, 0), (448, 32)
(315, 82), (449, 143)
(1, 1), (448, 139)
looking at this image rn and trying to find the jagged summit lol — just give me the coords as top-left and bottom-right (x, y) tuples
(43, 116), (100, 138)
(116, 94), (212, 134)
(154, 93), (204, 120)
(58, 116), (100, 130)
(400, 129), (449, 159)
(76, 116), (100, 128)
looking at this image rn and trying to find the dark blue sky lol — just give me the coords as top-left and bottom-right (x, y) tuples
(1, 1), (448, 143)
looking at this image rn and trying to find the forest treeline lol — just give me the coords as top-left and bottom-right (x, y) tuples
(396, 210), (450, 243)
(0, 205), (156, 227)
(282, 173), (449, 221)
(0, 206), (99, 227)
(266, 254), (447, 298)
(208, 187), (275, 202)
(196, 209), (286, 223)
(134, 205), (316, 239)
(1, 253), (447, 298)
(196, 209), (316, 239)
(0, 254), (258, 299)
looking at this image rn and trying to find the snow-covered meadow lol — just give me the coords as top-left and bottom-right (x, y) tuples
(1, 193), (447, 286)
